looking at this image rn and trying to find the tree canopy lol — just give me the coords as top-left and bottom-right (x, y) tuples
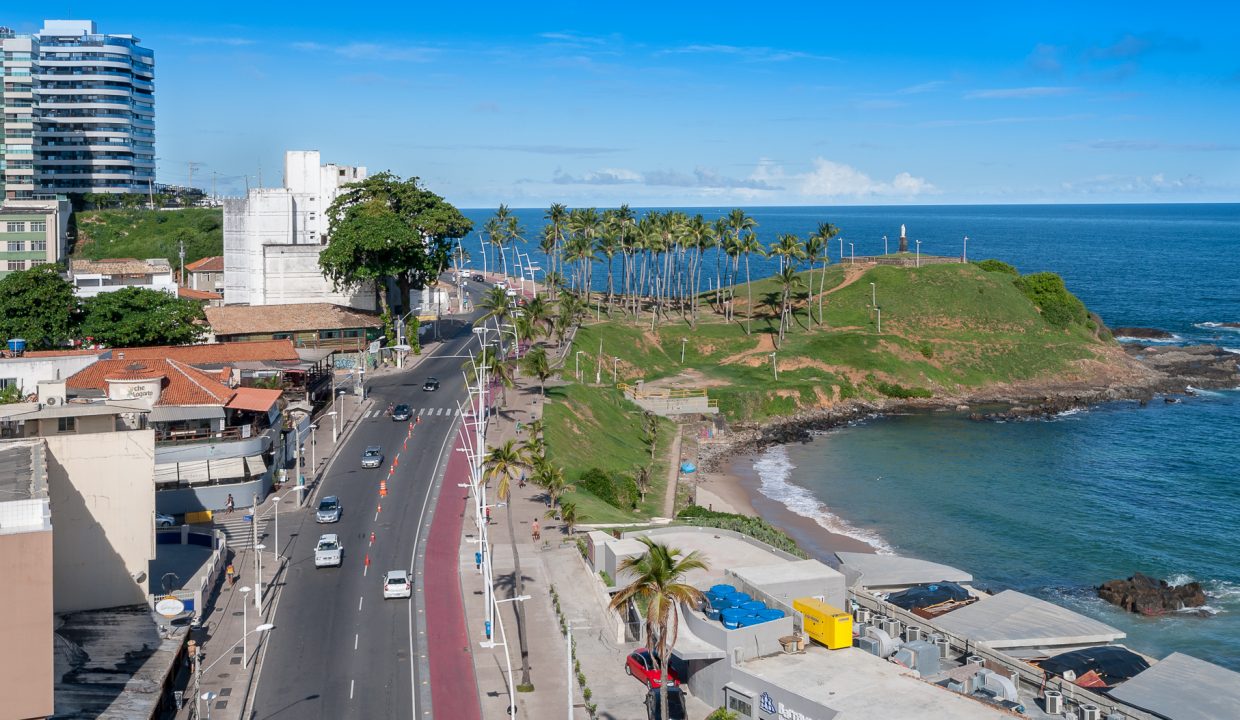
(0, 265), (81, 349)
(79, 287), (207, 347)
(320, 172), (473, 317)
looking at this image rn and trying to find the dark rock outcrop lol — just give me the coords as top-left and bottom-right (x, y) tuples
(1097, 573), (1208, 616)
(1113, 327), (1176, 340)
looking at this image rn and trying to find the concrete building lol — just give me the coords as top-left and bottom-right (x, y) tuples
(0, 197), (71, 276)
(204, 301), (382, 352)
(184, 254), (223, 292)
(0, 347), (107, 404)
(223, 150), (374, 309)
(0, 20), (155, 200)
(0, 438), (54, 720)
(70, 256), (176, 297)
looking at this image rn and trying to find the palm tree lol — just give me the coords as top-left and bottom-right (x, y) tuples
(521, 345), (553, 396)
(633, 464), (653, 503)
(478, 285), (513, 326)
(534, 463), (573, 508)
(463, 346), (515, 406)
(737, 231), (764, 335)
(550, 501), (583, 534)
(485, 440), (534, 689)
(523, 295), (554, 339)
(608, 538), (708, 720)
(806, 222), (839, 325)
(544, 204), (569, 299)
(776, 265), (806, 346)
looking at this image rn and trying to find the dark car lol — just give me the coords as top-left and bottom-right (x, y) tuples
(392, 404), (412, 421)
(644, 686), (687, 720)
(471, 273), (484, 282)
(422, 377), (440, 392)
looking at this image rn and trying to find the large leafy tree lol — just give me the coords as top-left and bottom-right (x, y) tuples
(609, 538), (708, 720)
(320, 172), (472, 316)
(0, 265), (81, 349)
(80, 287), (207, 347)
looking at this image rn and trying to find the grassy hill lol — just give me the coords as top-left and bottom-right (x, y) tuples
(72, 208), (223, 267)
(561, 262), (1111, 423)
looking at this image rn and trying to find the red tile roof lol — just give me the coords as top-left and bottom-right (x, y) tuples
(204, 303), (381, 336)
(225, 387), (282, 412)
(185, 256), (224, 273)
(67, 358), (234, 406)
(178, 287), (223, 301)
(117, 340), (300, 364)
(14, 348), (108, 358)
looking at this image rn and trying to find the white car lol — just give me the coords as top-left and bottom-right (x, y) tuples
(156, 512), (176, 528)
(314, 534), (343, 568)
(383, 570), (412, 599)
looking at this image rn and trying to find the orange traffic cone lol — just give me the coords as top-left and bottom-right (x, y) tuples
(364, 553), (371, 567)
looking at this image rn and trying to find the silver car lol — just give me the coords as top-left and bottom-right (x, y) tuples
(314, 534), (343, 568)
(316, 496), (341, 523)
(361, 445), (383, 469)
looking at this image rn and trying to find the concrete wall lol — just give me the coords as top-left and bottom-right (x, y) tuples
(45, 430), (156, 612)
(0, 527), (54, 719)
(154, 425), (274, 464)
(0, 353), (103, 398)
(681, 604), (792, 662)
(155, 472), (271, 515)
(262, 244), (376, 309)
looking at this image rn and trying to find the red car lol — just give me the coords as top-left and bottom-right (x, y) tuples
(625, 649), (679, 688)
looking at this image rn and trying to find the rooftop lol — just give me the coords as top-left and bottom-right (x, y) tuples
(67, 358), (233, 406)
(1109, 652), (1240, 720)
(70, 258), (172, 276)
(0, 439), (50, 534)
(177, 287), (223, 301)
(738, 646), (1009, 719)
(622, 527), (795, 588)
(118, 339), (299, 365)
(205, 303), (382, 336)
(929, 589), (1126, 650)
(835, 551), (974, 589)
(184, 255), (224, 273)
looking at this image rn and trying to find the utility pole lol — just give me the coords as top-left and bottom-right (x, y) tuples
(187, 161), (202, 191)
(212, 171), (218, 204)
(147, 177), (155, 210)
(179, 238), (186, 286)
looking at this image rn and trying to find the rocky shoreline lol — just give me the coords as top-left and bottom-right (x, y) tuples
(699, 342), (1240, 471)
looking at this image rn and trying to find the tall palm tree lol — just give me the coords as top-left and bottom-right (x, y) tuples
(550, 501), (583, 534)
(608, 538), (708, 720)
(485, 440), (534, 688)
(544, 204), (569, 299)
(463, 346), (515, 406)
(737, 231), (764, 335)
(776, 265), (806, 346)
(534, 463), (572, 508)
(806, 222), (839, 325)
(521, 345), (552, 396)
(478, 285), (513, 326)
(522, 295), (554, 339)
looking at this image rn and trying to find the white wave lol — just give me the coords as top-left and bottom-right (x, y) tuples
(752, 445), (894, 554)
(1115, 334), (1183, 344)
(1054, 407), (1085, 418)
(1160, 574), (1240, 613)
(1187, 385), (1225, 398)
(1223, 348), (1240, 355)
(1194, 322), (1240, 332)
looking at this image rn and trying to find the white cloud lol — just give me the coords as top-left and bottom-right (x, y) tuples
(1060, 173), (1205, 194)
(799, 158), (936, 198)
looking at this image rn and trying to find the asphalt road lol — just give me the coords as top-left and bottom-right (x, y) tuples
(250, 311), (484, 720)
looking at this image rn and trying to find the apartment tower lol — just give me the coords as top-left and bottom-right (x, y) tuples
(1, 20), (155, 200)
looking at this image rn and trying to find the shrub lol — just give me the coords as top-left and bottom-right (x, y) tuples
(872, 380), (933, 399)
(707, 710), (739, 720)
(1013, 272), (1088, 328)
(578, 467), (640, 510)
(973, 258), (1019, 276)
(677, 506), (807, 558)
(919, 341), (935, 359)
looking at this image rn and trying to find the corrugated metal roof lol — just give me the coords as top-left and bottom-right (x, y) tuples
(1110, 652), (1240, 720)
(930, 590), (1125, 649)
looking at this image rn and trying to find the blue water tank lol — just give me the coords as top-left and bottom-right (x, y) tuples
(7, 338), (26, 354)
(741, 601), (766, 612)
(720, 608), (748, 629)
(709, 584), (736, 596)
(731, 593), (752, 605)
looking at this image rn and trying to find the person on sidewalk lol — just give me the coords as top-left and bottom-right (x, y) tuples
(226, 563), (236, 587)
(225, 494), (235, 514)
(531, 519), (540, 541)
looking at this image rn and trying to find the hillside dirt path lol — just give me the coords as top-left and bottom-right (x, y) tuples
(662, 426), (682, 517)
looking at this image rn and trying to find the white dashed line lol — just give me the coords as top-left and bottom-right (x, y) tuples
(358, 596), (363, 611)
(354, 633), (359, 650)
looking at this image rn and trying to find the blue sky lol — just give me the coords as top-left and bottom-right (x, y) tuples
(8, 2), (1240, 206)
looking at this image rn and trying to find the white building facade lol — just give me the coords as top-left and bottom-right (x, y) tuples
(0, 20), (155, 200)
(223, 150), (375, 309)
(70, 257), (176, 298)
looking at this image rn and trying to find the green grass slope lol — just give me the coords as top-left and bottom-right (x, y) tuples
(73, 208), (223, 266)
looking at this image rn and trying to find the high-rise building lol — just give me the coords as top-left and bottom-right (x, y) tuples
(223, 150), (375, 309)
(1, 20), (155, 200)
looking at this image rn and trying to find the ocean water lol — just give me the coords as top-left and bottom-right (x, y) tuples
(465, 203), (1240, 667)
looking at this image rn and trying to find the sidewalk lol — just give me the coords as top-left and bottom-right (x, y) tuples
(175, 389), (371, 720)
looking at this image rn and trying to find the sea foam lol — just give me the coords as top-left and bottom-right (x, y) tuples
(753, 445), (894, 554)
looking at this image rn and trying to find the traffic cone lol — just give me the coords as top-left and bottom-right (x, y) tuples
(364, 553), (370, 567)
(370, 531), (375, 546)
(394, 457), (399, 469)
(377, 503), (382, 513)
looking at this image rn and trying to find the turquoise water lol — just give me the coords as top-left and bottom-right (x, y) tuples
(464, 203), (1240, 668)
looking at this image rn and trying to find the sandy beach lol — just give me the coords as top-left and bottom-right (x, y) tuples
(697, 452), (878, 560)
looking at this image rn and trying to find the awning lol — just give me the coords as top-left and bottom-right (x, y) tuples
(226, 387), (282, 413)
(150, 405), (225, 422)
(154, 454), (269, 485)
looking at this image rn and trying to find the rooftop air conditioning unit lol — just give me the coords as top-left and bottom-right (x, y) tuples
(904, 626), (922, 643)
(966, 655), (985, 668)
(1079, 705), (1100, 720)
(932, 635), (951, 659)
(1043, 690), (1064, 715)
(855, 608), (871, 624)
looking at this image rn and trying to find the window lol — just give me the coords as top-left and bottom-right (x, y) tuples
(728, 696), (753, 717)
(7, 260), (25, 271)
(30, 221), (46, 232)
(5, 222), (25, 232)
(58, 416), (77, 433)
(31, 239), (46, 252)
(6, 241), (24, 252)
(0, 378), (16, 389)
(29, 260), (46, 267)
(272, 333), (292, 340)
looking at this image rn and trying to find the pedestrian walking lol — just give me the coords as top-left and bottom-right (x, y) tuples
(226, 563), (236, 587)
(485, 506), (492, 525)
(531, 518), (541, 541)
(225, 494), (235, 514)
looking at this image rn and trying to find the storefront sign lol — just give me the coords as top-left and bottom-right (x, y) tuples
(759, 691), (814, 720)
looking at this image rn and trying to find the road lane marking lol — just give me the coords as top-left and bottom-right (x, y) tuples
(359, 596), (363, 611)
(350, 679), (355, 700)
(355, 633), (359, 650)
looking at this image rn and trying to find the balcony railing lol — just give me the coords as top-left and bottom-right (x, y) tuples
(155, 421), (270, 446)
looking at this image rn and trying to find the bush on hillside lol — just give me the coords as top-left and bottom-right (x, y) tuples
(871, 379), (933, 399)
(577, 467), (640, 510)
(677, 505), (807, 558)
(1013, 272), (1088, 328)
(973, 258), (1019, 276)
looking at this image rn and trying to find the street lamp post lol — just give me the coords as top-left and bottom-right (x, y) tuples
(849, 242), (855, 264)
(877, 307), (882, 334)
(193, 624), (274, 719)
(253, 544), (265, 610)
(201, 692), (217, 720)
(770, 352), (778, 380)
(916, 240), (922, 268)
(680, 337), (688, 364)
(613, 356), (619, 384)
(271, 497), (281, 559)
(309, 424), (317, 471)
(838, 237), (844, 263)
(239, 586), (251, 669)
(963, 235), (968, 263)
(481, 594), (531, 720)
(575, 351), (584, 383)
(883, 235), (889, 256)
(870, 282), (876, 308)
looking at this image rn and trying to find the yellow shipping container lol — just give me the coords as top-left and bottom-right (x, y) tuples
(793, 597), (852, 650)
(185, 510), (213, 525)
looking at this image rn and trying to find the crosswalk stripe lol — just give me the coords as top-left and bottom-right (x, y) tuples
(436, 408), (444, 416)
(418, 408), (426, 416)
